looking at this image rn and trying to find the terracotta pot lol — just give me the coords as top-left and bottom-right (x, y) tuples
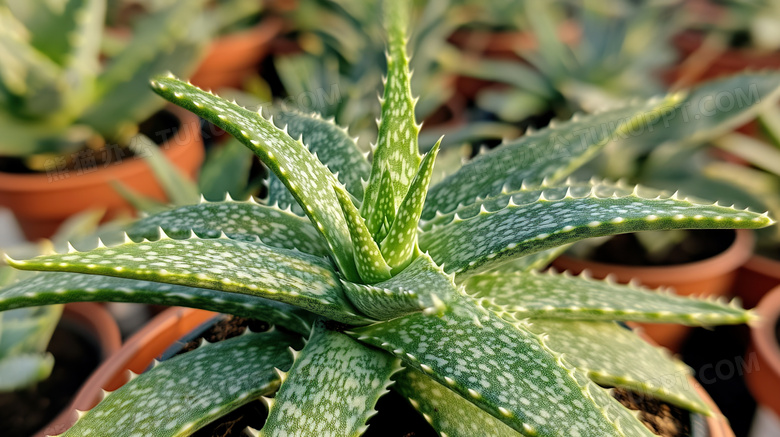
(745, 286), (780, 421)
(553, 229), (755, 352)
(734, 254), (780, 309)
(33, 303), (122, 437)
(41, 306), (216, 436)
(190, 17), (283, 91)
(0, 107), (204, 241)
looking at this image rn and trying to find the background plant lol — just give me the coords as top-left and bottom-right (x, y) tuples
(0, 0), (209, 164)
(0, 1), (778, 436)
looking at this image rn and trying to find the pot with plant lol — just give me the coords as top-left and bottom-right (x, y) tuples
(0, 1), (776, 435)
(0, 0), (208, 240)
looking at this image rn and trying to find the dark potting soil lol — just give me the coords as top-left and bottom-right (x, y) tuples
(0, 319), (101, 437)
(0, 109), (179, 174)
(613, 387), (691, 437)
(589, 229), (735, 267)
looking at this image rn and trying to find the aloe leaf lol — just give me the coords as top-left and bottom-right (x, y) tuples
(372, 167), (397, 241)
(129, 134), (200, 207)
(381, 139), (440, 271)
(350, 296), (650, 436)
(421, 94), (684, 219)
(333, 183), (392, 283)
(465, 270), (754, 325)
(0, 353), (55, 392)
(151, 75), (360, 281)
(6, 235), (370, 325)
(61, 330), (300, 437)
(341, 253), (453, 321)
(125, 200), (329, 256)
(268, 110), (371, 212)
(361, 0), (422, 235)
(489, 246), (571, 274)
(419, 186), (773, 276)
(393, 367), (519, 437)
(0, 272), (313, 335)
(261, 321), (399, 436)
(525, 320), (709, 414)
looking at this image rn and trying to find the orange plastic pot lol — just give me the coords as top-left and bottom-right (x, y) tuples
(190, 18), (283, 91)
(553, 229), (754, 352)
(733, 254), (780, 310)
(0, 107), (204, 241)
(745, 286), (780, 420)
(40, 306), (216, 436)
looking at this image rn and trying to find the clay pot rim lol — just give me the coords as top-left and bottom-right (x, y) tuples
(751, 286), (780, 380)
(0, 106), (200, 192)
(554, 229), (754, 283)
(743, 253), (780, 278)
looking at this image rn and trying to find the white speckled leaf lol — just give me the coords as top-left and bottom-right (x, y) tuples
(381, 140), (440, 271)
(372, 167), (397, 241)
(489, 246), (571, 274)
(334, 183), (392, 284)
(340, 253), (454, 320)
(60, 331), (299, 437)
(350, 295), (643, 436)
(126, 200), (329, 256)
(421, 94), (685, 220)
(525, 320), (710, 414)
(7, 236), (370, 325)
(361, 0), (422, 235)
(150, 76), (359, 281)
(393, 367), (519, 437)
(419, 189), (773, 276)
(0, 272), (313, 335)
(268, 110), (371, 213)
(465, 270), (754, 325)
(261, 321), (399, 437)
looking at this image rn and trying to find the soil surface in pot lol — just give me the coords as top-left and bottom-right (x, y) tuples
(180, 318), (697, 436)
(0, 319), (101, 437)
(588, 229), (734, 266)
(0, 109), (180, 175)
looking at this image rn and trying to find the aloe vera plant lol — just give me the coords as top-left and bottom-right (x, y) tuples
(0, 1), (778, 435)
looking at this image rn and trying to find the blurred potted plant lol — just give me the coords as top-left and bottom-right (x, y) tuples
(0, 0), (207, 240)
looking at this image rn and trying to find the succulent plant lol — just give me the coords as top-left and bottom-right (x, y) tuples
(0, 0), (209, 159)
(0, 267), (62, 392)
(0, 1), (777, 435)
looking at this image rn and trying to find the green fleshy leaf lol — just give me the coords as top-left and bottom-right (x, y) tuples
(350, 296), (649, 436)
(126, 200), (329, 256)
(150, 75), (359, 282)
(393, 367), (518, 437)
(419, 186), (773, 276)
(465, 270), (754, 325)
(361, 0), (422, 235)
(333, 183), (392, 284)
(373, 167), (397, 241)
(0, 353), (55, 392)
(489, 246), (571, 274)
(381, 139), (440, 271)
(0, 272), (313, 335)
(421, 94), (685, 219)
(61, 330), (300, 437)
(7, 235), (370, 325)
(268, 109), (371, 213)
(261, 321), (399, 436)
(340, 253), (452, 321)
(130, 134), (200, 207)
(525, 320), (709, 414)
